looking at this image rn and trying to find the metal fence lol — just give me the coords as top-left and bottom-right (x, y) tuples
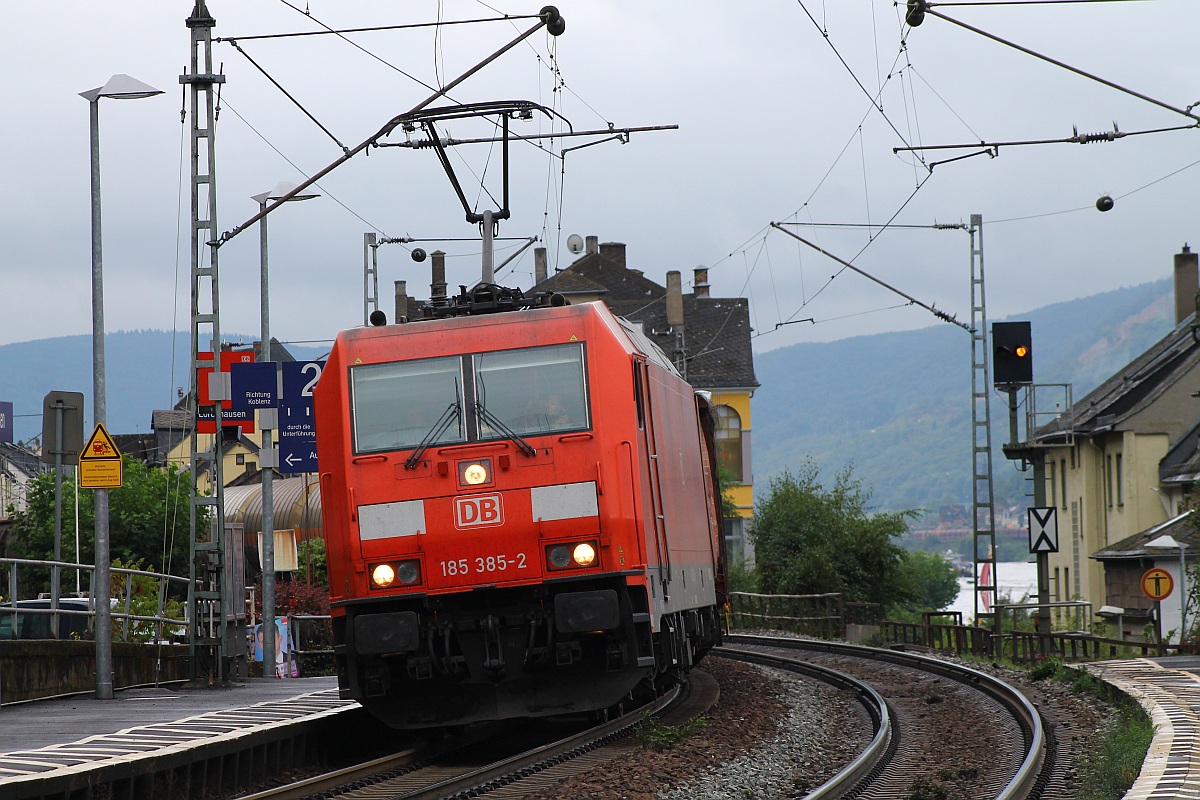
(1, 557), (188, 643)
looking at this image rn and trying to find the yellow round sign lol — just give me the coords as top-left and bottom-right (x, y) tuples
(1141, 567), (1174, 601)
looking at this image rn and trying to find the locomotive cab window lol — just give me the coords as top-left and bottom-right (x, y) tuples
(351, 356), (465, 454)
(474, 343), (589, 438)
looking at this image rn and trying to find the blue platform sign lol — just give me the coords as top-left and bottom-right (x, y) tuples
(279, 361), (324, 472)
(0, 401), (12, 444)
(230, 361), (278, 411)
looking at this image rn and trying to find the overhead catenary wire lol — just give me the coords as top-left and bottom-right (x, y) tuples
(919, 5), (1200, 123)
(794, 0), (929, 170)
(227, 40), (350, 154)
(215, 10), (561, 247)
(214, 12), (538, 42)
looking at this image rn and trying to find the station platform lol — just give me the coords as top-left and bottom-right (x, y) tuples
(0, 676), (349, 795)
(0, 676), (341, 754)
(1082, 657), (1200, 800)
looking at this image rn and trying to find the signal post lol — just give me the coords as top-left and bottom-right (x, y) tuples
(993, 322), (1054, 648)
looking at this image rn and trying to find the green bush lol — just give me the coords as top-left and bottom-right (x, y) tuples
(1027, 654), (1062, 682)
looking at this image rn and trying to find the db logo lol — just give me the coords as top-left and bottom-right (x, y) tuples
(454, 493), (504, 529)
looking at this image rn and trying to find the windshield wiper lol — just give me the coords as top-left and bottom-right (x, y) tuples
(405, 402), (461, 470)
(474, 402), (536, 457)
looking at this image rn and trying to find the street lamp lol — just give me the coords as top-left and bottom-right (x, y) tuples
(251, 181), (318, 677)
(79, 74), (163, 700)
(1147, 533), (1188, 645)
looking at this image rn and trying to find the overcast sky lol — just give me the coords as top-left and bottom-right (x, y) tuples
(2, 1), (1197, 356)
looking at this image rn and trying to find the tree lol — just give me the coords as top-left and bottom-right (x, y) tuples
(749, 461), (918, 609)
(5, 457), (202, 591)
(895, 550), (960, 612)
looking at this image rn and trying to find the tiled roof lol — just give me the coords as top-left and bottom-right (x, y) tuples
(1092, 509), (1198, 560)
(113, 433), (157, 462)
(1160, 418), (1200, 484)
(152, 410), (192, 432)
(1036, 323), (1200, 441)
(530, 250), (758, 390)
(0, 442), (45, 479)
(535, 270), (610, 296)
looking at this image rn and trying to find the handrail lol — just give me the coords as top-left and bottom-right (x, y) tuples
(1, 557), (188, 643)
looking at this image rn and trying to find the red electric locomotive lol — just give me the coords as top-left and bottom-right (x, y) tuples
(314, 288), (727, 728)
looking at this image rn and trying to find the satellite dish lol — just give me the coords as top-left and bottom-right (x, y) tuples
(567, 234), (584, 255)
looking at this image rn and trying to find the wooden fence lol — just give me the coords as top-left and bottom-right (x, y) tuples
(728, 592), (1177, 663)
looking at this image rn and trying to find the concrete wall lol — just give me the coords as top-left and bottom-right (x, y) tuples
(0, 641), (190, 704)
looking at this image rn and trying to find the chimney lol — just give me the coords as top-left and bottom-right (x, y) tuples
(431, 250), (447, 299)
(693, 266), (710, 299)
(585, 235), (599, 255)
(394, 280), (408, 322)
(599, 242), (627, 269)
(1176, 245), (1198, 325)
(666, 271), (684, 327)
(534, 247), (548, 284)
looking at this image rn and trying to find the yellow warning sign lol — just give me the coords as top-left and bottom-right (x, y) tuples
(81, 424), (122, 461)
(79, 424), (123, 489)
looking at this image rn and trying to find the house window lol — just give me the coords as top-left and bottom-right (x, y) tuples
(1115, 453), (1123, 507)
(236, 453), (245, 465)
(1105, 455), (1113, 508)
(712, 405), (744, 484)
(1060, 459), (1068, 510)
(724, 516), (746, 565)
(1047, 461), (1057, 508)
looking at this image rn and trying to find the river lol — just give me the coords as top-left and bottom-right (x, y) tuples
(946, 560), (1040, 622)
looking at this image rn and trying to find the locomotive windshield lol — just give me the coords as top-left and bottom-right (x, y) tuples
(351, 356), (465, 453)
(349, 343), (588, 455)
(474, 343), (588, 438)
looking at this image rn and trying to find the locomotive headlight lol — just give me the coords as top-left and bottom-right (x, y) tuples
(546, 541), (599, 571)
(458, 459), (492, 487)
(371, 563), (396, 588)
(572, 542), (596, 567)
(548, 545), (572, 569)
(396, 560), (421, 585)
(369, 559), (422, 589)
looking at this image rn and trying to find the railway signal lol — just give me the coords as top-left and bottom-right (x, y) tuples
(992, 321), (1033, 386)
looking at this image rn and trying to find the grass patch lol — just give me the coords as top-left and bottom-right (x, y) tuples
(1075, 700), (1154, 800)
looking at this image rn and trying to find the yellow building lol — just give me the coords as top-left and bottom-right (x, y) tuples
(1034, 246), (1200, 638)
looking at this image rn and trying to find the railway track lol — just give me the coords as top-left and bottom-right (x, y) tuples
(243, 636), (1064, 799)
(721, 634), (1051, 799)
(242, 676), (711, 800)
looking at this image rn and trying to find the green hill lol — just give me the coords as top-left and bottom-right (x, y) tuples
(0, 332), (328, 444)
(751, 278), (1173, 515)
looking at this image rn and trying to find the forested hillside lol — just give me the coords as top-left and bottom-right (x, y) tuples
(752, 278), (1173, 515)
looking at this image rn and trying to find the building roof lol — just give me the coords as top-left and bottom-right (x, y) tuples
(532, 246), (758, 390)
(153, 409), (192, 433)
(1036, 322), (1200, 442)
(1160, 418), (1200, 485)
(1092, 509), (1198, 561)
(0, 442), (45, 480)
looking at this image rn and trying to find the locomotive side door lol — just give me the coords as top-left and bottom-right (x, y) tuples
(634, 358), (672, 600)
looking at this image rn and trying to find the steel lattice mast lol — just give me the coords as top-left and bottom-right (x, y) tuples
(183, 0), (236, 683)
(969, 214), (998, 628)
